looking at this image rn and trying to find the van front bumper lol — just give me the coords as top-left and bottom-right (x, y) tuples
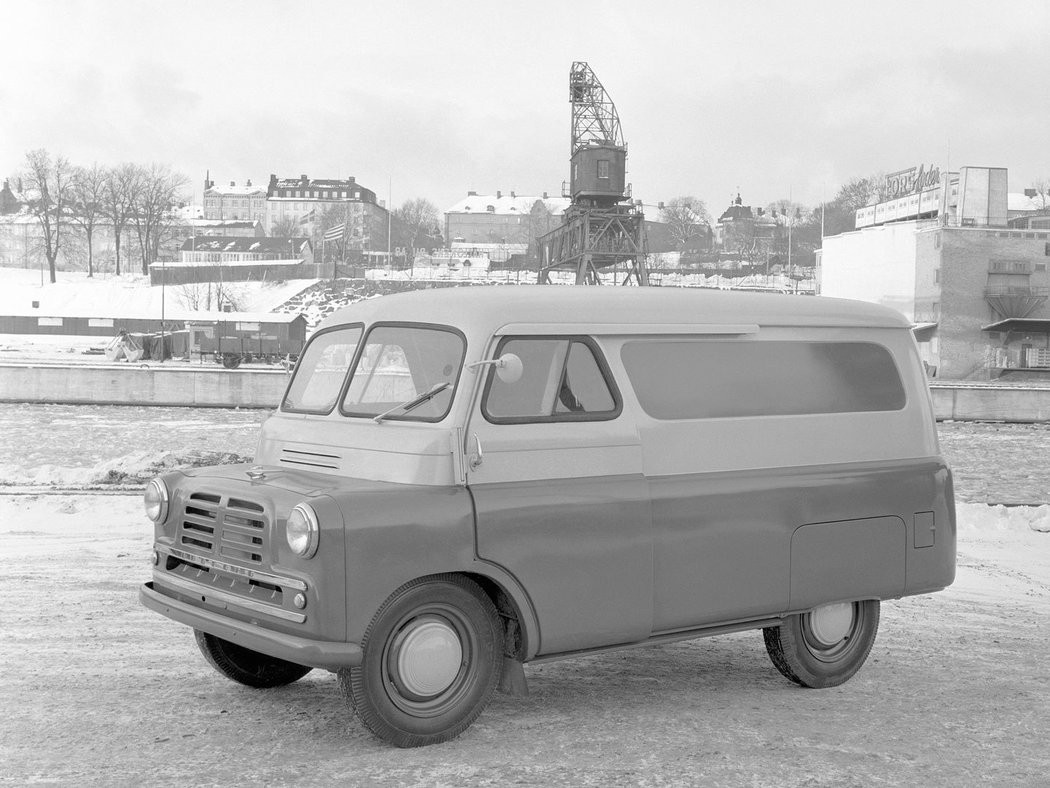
(140, 581), (362, 671)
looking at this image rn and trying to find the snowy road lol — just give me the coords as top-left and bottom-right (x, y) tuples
(0, 495), (1047, 787)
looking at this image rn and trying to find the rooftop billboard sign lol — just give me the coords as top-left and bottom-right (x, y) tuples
(886, 165), (942, 199)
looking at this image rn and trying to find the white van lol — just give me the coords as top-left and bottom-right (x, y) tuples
(141, 286), (956, 747)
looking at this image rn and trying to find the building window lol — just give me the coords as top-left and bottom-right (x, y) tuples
(597, 160), (610, 179)
(934, 232), (941, 248)
(934, 268), (940, 284)
(1036, 263), (1047, 272)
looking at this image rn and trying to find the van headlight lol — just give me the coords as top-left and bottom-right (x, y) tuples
(144, 479), (169, 523)
(286, 503), (320, 558)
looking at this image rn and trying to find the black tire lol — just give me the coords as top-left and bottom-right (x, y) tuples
(339, 575), (503, 748)
(222, 354), (242, 369)
(194, 630), (312, 688)
(763, 599), (880, 688)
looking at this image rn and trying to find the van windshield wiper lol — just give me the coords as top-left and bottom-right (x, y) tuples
(372, 382), (451, 423)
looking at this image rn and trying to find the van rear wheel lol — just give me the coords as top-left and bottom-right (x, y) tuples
(763, 600), (879, 688)
(339, 575), (502, 748)
(194, 630), (312, 688)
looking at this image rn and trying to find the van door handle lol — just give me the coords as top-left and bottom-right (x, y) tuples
(469, 433), (483, 470)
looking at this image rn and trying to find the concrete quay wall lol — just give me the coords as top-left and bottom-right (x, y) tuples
(929, 383), (1050, 423)
(0, 363), (290, 409)
(3, 363), (1050, 422)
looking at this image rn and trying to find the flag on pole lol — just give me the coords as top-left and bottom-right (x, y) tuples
(299, 208), (316, 225)
(324, 222), (346, 241)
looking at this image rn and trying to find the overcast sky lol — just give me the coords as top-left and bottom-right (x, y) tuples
(2, 1), (1048, 216)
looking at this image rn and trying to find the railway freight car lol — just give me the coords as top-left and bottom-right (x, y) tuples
(186, 312), (308, 368)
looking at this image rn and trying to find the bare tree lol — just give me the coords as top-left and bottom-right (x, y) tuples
(69, 163), (107, 277)
(1031, 179), (1050, 210)
(659, 196), (711, 247)
(393, 198), (440, 250)
(22, 149), (75, 283)
(270, 216), (302, 238)
(129, 163), (188, 274)
(102, 163), (137, 275)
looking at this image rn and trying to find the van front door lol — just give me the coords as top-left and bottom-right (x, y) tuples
(465, 336), (652, 656)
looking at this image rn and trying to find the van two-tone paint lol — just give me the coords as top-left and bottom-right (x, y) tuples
(140, 286), (955, 747)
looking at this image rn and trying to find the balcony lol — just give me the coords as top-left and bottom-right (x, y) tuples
(984, 285), (1049, 319)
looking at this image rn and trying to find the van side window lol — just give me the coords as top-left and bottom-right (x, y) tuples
(483, 337), (620, 423)
(621, 340), (906, 419)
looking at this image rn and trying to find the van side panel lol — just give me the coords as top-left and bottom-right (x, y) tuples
(790, 516), (906, 609)
(471, 474), (653, 655)
(647, 459), (954, 632)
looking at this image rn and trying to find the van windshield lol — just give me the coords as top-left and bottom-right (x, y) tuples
(282, 326), (363, 413)
(341, 325), (465, 422)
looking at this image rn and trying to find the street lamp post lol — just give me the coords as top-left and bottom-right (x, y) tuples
(160, 256), (166, 362)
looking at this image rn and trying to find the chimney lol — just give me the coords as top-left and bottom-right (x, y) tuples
(246, 179), (252, 187)
(497, 190), (502, 199)
(230, 181), (236, 187)
(300, 174), (308, 184)
(510, 191), (516, 198)
(348, 176), (356, 185)
(468, 191), (477, 196)
(542, 192), (548, 199)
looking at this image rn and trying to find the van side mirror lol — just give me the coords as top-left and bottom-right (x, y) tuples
(467, 353), (523, 384)
(495, 353), (523, 384)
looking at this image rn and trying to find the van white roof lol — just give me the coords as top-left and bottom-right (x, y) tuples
(318, 286), (911, 334)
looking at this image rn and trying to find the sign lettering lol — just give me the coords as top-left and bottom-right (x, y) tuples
(886, 164), (941, 199)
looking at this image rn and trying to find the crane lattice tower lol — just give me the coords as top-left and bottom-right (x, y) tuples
(537, 62), (649, 285)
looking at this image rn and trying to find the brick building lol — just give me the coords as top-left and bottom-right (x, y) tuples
(819, 165), (1050, 379)
(202, 176), (267, 222)
(444, 191), (570, 246)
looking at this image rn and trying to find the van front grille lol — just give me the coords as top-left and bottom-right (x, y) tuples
(177, 492), (269, 564)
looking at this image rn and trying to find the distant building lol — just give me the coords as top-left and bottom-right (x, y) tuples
(820, 165), (1050, 380)
(266, 173), (388, 262)
(714, 194), (781, 258)
(150, 236), (318, 285)
(202, 175), (267, 222)
(1007, 189), (1050, 230)
(0, 179), (22, 215)
(444, 191), (570, 247)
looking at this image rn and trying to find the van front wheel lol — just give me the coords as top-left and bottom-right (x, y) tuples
(194, 630), (312, 688)
(763, 599), (880, 688)
(340, 576), (502, 748)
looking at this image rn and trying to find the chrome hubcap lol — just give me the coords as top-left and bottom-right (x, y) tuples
(808, 602), (854, 646)
(394, 617), (463, 698)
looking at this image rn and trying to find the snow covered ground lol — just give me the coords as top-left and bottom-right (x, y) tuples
(0, 265), (317, 319)
(0, 407), (1047, 784)
(0, 494), (1046, 786)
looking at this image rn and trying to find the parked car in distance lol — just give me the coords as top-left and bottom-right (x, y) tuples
(140, 286), (956, 747)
